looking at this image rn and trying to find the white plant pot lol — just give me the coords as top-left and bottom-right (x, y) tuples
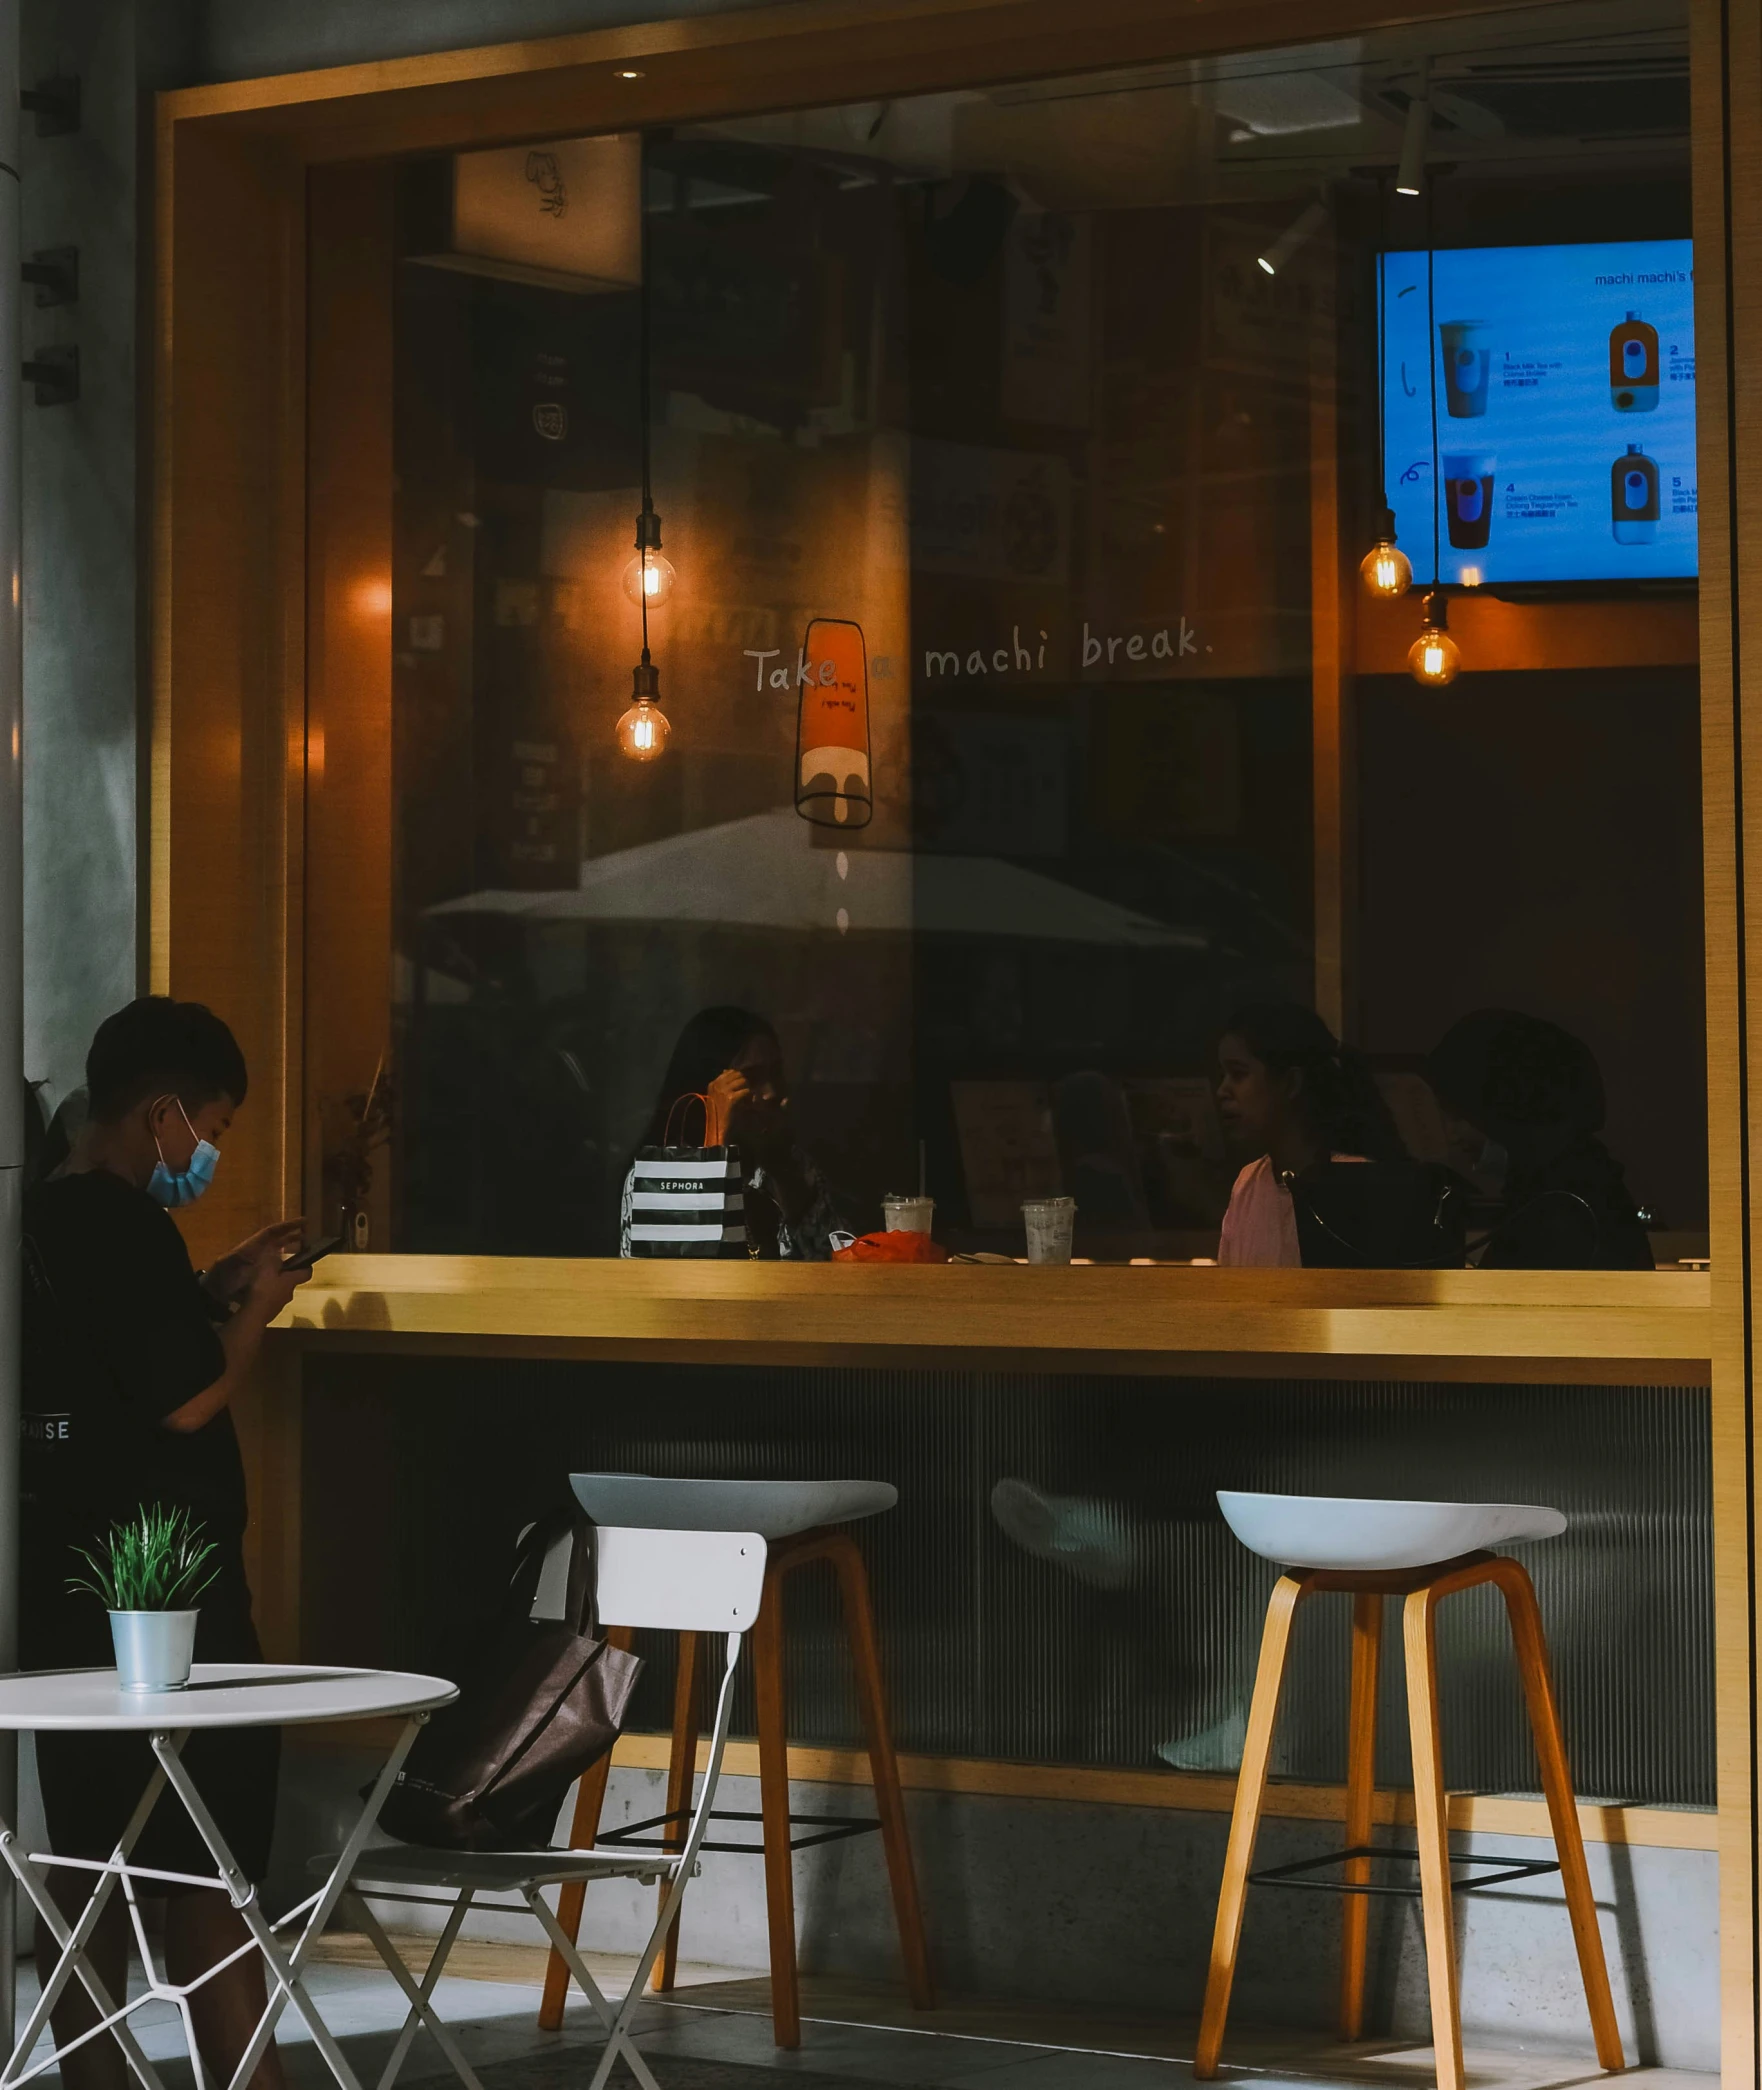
(109, 1610), (199, 1692)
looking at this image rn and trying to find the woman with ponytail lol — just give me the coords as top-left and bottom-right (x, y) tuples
(1214, 1002), (1404, 1266)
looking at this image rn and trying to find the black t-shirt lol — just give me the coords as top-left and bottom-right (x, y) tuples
(22, 1171), (241, 1574)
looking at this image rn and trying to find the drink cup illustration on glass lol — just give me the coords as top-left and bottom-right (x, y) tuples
(1612, 443), (1660, 544)
(1443, 452), (1496, 551)
(1609, 311), (1659, 412)
(795, 616), (873, 829)
(1439, 320), (1493, 418)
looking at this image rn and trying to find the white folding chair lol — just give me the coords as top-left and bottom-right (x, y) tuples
(336, 1523), (767, 2090)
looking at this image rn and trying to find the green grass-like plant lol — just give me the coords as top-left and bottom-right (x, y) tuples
(67, 1506), (219, 1613)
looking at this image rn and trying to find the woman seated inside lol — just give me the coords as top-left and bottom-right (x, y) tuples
(1426, 1009), (1654, 1270)
(621, 1005), (842, 1258)
(1215, 1002), (1452, 1267)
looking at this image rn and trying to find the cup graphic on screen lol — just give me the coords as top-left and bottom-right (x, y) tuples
(1609, 310), (1660, 412)
(1612, 443), (1660, 544)
(1443, 452), (1496, 550)
(1439, 320), (1494, 418)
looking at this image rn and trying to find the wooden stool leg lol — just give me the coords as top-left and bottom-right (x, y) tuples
(828, 1531), (935, 2009)
(1339, 1590), (1383, 2041)
(539, 1622), (637, 2031)
(1403, 1585), (1464, 2090)
(753, 1562), (801, 2048)
(1492, 1560), (1625, 2071)
(651, 1630), (702, 1994)
(1194, 1573), (1307, 2080)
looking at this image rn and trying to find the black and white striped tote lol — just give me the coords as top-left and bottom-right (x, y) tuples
(625, 1145), (749, 1257)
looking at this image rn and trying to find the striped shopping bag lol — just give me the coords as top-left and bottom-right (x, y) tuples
(624, 1092), (750, 1258)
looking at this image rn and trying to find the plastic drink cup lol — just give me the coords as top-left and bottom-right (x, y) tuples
(1442, 451), (1496, 550)
(883, 1195), (935, 1233)
(1021, 1196), (1077, 1264)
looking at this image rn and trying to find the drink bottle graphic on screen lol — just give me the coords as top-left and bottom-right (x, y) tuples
(1443, 452), (1496, 550)
(1609, 311), (1659, 411)
(1439, 320), (1493, 418)
(1612, 444), (1660, 543)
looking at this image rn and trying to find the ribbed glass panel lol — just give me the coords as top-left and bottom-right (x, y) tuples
(302, 1361), (1712, 1807)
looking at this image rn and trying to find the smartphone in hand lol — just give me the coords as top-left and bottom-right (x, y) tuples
(281, 1235), (344, 1274)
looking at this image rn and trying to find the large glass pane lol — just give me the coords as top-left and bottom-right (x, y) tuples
(362, 0), (1700, 1265)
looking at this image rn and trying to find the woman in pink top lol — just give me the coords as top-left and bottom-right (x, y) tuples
(1215, 1003), (1402, 1266)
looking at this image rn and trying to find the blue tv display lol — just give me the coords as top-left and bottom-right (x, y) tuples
(1380, 238), (1696, 585)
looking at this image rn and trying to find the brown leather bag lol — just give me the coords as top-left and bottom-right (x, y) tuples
(379, 1504), (643, 1849)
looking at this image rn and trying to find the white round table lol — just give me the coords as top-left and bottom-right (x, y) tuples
(0, 1662), (456, 2090)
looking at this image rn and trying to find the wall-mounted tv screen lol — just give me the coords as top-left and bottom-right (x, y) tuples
(1380, 238), (1696, 586)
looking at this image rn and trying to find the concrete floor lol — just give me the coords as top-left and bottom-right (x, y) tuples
(14, 1933), (1715, 2090)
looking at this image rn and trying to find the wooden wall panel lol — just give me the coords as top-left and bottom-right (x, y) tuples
(1691, 0), (1758, 2075)
(152, 120), (306, 1271)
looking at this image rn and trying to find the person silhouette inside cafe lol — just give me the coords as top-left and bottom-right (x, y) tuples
(1426, 1009), (1654, 1270)
(620, 1005), (842, 1258)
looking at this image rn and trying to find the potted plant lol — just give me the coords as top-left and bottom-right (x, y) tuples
(69, 1506), (219, 1692)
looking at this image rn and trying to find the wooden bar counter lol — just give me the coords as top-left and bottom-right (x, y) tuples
(272, 1255), (1712, 1385)
(250, 1255), (1716, 1890)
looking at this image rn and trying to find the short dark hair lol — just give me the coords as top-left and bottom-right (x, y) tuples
(85, 997), (249, 1123)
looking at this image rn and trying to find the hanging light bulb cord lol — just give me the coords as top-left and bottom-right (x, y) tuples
(1424, 167), (1440, 589)
(639, 132), (654, 673)
(1374, 173), (1390, 523)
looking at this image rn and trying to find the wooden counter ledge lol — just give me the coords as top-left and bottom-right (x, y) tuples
(272, 1256), (1712, 1384)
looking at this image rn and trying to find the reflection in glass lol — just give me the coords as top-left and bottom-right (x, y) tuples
(372, 0), (1703, 1263)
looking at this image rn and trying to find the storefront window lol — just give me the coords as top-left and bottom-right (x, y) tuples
(356, 0), (1701, 1260)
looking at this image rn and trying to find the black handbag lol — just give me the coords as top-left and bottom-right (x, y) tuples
(379, 1503), (643, 1850)
(1288, 1157), (1468, 1269)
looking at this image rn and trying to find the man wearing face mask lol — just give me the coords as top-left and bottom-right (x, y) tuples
(21, 996), (308, 2090)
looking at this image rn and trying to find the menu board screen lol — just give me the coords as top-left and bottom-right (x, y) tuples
(1380, 239), (1696, 585)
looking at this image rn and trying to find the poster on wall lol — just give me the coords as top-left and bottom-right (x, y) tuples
(1381, 237), (1696, 585)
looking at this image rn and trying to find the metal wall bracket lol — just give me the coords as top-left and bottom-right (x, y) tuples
(22, 346), (78, 407)
(21, 249), (76, 309)
(20, 78), (79, 138)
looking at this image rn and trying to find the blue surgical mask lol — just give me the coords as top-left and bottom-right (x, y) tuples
(148, 1101), (220, 1208)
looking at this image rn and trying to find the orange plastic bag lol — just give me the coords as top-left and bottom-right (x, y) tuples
(832, 1230), (948, 1264)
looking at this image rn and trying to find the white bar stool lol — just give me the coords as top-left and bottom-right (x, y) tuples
(538, 1475), (934, 2049)
(1195, 1491), (1624, 2090)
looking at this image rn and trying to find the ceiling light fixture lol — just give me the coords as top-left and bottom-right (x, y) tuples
(1361, 206), (1411, 601)
(618, 134), (673, 761)
(614, 67), (645, 80)
(1395, 64), (1430, 195)
(1256, 198), (1328, 278)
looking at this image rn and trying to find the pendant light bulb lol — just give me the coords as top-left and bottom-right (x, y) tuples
(1360, 506), (1412, 599)
(621, 509), (675, 606)
(1407, 591), (1460, 687)
(617, 658), (671, 760)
